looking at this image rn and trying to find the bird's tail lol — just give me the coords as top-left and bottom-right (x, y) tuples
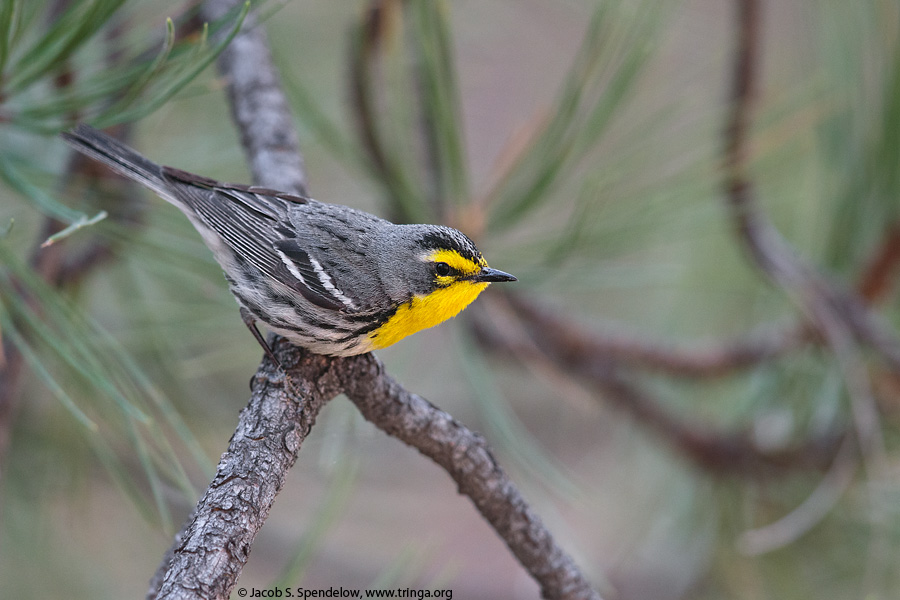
(61, 124), (170, 198)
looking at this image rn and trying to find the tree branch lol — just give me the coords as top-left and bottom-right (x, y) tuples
(150, 3), (312, 595)
(202, 0), (308, 196)
(471, 296), (845, 476)
(151, 2), (601, 598)
(505, 294), (812, 379)
(858, 223), (900, 304)
(483, 214), (900, 383)
(723, 0), (900, 375)
(723, 0), (889, 465)
(340, 354), (601, 600)
(153, 342), (339, 599)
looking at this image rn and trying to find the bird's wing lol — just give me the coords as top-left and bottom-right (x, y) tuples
(160, 167), (352, 311)
(273, 235), (361, 311)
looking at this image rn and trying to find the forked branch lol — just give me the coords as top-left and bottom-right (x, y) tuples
(150, 2), (602, 599)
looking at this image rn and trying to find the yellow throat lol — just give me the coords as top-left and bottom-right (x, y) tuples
(368, 248), (490, 349)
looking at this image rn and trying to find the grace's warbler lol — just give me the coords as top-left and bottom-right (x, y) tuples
(62, 125), (515, 359)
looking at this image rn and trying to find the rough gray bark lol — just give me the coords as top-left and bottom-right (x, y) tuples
(152, 342), (602, 600)
(153, 344), (338, 599)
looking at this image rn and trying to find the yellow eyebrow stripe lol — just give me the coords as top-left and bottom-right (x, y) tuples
(427, 248), (485, 275)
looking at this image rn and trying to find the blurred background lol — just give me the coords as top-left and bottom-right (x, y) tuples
(2, 0), (900, 598)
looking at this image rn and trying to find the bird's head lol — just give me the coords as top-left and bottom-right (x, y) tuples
(367, 224), (516, 349)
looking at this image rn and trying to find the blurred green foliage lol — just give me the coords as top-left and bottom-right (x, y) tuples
(0, 0), (253, 516)
(3, 1), (900, 599)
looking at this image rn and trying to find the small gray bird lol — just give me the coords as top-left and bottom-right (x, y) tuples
(62, 125), (515, 359)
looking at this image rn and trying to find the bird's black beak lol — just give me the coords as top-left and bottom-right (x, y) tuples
(474, 267), (517, 283)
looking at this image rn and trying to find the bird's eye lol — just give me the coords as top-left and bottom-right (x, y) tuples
(435, 262), (451, 277)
